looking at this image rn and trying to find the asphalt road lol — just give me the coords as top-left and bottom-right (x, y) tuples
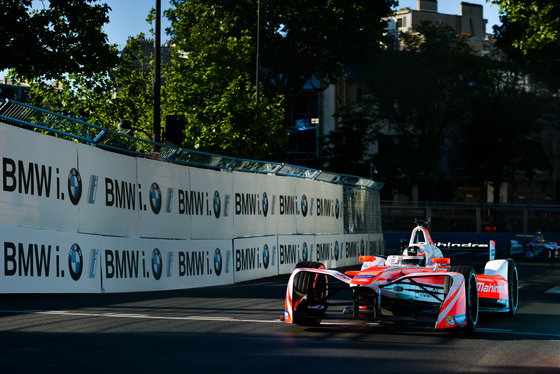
(1, 253), (559, 374)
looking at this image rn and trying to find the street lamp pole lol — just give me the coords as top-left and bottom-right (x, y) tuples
(256, 0), (261, 105)
(154, 0), (161, 143)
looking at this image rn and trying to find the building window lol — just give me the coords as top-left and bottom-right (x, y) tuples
(397, 18), (403, 28)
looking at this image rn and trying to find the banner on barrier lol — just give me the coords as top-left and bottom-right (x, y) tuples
(277, 234), (316, 275)
(100, 237), (234, 293)
(343, 233), (372, 267)
(313, 234), (346, 269)
(1, 124), (345, 240)
(0, 225), (101, 293)
(233, 236), (279, 283)
(188, 167), (234, 240)
(0, 125), (81, 232)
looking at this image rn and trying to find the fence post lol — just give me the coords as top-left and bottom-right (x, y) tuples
(476, 205), (481, 234)
(523, 205), (529, 234)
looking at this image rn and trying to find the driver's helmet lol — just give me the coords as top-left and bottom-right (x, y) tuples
(536, 231), (545, 243)
(402, 245), (426, 266)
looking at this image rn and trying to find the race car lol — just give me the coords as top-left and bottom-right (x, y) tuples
(282, 221), (518, 331)
(508, 232), (560, 259)
(525, 232), (559, 259)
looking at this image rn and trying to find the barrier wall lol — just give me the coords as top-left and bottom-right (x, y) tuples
(0, 123), (383, 293)
(0, 225), (383, 293)
(0, 124), (343, 239)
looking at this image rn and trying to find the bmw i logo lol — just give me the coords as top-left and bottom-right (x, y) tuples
(335, 199), (340, 219)
(263, 244), (270, 269)
(68, 243), (83, 281)
(152, 248), (162, 280)
(262, 192), (269, 217)
(301, 195), (308, 217)
(213, 191), (221, 218)
(214, 248), (222, 276)
(68, 168), (82, 205)
(150, 183), (162, 214)
(334, 241), (339, 260)
(302, 242), (308, 261)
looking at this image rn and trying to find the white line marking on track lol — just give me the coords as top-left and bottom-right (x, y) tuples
(0, 309), (283, 324)
(476, 328), (560, 339)
(1, 310), (558, 338)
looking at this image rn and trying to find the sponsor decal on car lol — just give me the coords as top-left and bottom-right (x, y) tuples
(446, 314), (466, 326)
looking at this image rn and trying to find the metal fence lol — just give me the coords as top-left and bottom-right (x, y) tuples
(0, 99), (384, 234)
(381, 201), (560, 234)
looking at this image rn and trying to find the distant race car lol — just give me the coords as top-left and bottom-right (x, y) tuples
(509, 232), (560, 259)
(282, 221), (518, 332)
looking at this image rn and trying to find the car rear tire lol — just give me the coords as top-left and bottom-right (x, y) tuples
(446, 265), (479, 332)
(506, 259), (519, 316)
(293, 261), (327, 326)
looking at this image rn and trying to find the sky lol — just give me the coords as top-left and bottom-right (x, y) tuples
(102, 0), (502, 48)
(2, 1), (502, 80)
(396, 0), (502, 34)
(102, 0), (173, 49)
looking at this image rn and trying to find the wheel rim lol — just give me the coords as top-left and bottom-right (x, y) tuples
(511, 267), (519, 311)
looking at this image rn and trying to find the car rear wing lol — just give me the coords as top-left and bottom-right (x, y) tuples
(434, 240), (496, 261)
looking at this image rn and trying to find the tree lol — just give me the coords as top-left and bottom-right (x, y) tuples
(492, 0), (560, 89)
(253, 0), (397, 102)
(26, 36), (155, 139)
(164, 2), (286, 159)
(166, 0), (397, 118)
(328, 22), (482, 200)
(330, 19), (554, 203)
(459, 85), (551, 204)
(1, 0), (118, 80)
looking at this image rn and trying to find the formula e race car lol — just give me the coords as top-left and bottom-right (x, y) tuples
(282, 221), (518, 331)
(524, 232), (559, 259)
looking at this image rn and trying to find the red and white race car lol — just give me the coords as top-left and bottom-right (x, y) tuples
(282, 221), (518, 331)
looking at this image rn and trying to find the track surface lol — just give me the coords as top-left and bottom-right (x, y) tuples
(1, 253), (559, 374)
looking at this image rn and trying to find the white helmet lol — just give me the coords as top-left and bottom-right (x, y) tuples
(402, 245), (426, 266)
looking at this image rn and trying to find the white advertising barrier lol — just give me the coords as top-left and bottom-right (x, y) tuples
(343, 233), (372, 267)
(233, 236), (279, 283)
(2, 124), (346, 240)
(368, 233), (385, 256)
(77, 144), (140, 236)
(232, 172), (282, 237)
(187, 167), (234, 240)
(0, 124), (81, 231)
(136, 157), (191, 239)
(232, 172), (344, 238)
(277, 234), (316, 275)
(294, 178), (344, 235)
(0, 225), (101, 293)
(100, 237), (234, 293)
(313, 234), (346, 269)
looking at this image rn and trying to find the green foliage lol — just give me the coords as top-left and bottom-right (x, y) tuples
(329, 22), (480, 193)
(163, 0), (397, 159)
(0, 0), (118, 80)
(167, 0), (397, 105)
(11, 0), (396, 162)
(329, 20), (552, 202)
(25, 36), (155, 139)
(164, 1), (286, 159)
(254, 0), (398, 101)
(459, 88), (551, 188)
(492, 0), (560, 89)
